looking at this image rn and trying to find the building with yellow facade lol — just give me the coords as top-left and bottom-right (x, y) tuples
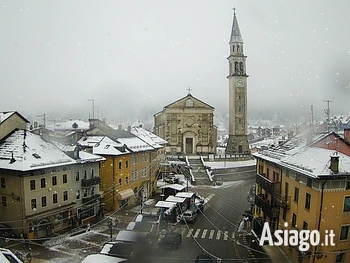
(253, 131), (350, 263)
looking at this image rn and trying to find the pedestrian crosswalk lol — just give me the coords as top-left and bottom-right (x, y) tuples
(180, 228), (236, 241)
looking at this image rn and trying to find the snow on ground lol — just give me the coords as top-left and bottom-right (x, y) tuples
(206, 159), (256, 169)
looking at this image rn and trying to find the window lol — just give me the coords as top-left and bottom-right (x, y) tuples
(84, 170), (87, 179)
(119, 178), (122, 186)
(41, 196), (47, 207)
(0, 177), (5, 188)
(63, 174), (67, 184)
(29, 179), (36, 190)
(132, 155), (138, 164)
(75, 171), (80, 181)
(52, 176), (57, 186)
(292, 213), (297, 228)
(282, 208), (287, 221)
(119, 161), (122, 170)
(1, 196), (7, 207)
(335, 252), (345, 263)
(53, 193), (58, 204)
(295, 174), (300, 182)
(41, 178), (46, 188)
(142, 168), (147, 178)
(303, 221), (308, 230)
(294, 187), (299, 203)
(340, 225), (349, 241)
(305, 193), (311, 210)
(91, 187), (95, 196)
(126, 177), (129, 184)
(91, 168), (94, 177)
(344, 197), (350, 212)
(307, 178), (312, 187)
(125, 160), (129, 168)
(142, 153), (147, 162)
(185, 98), (194, 107)
(63, 191), (68, 201)
(31, 198), (37, 210)
(83, 189), (88, 197)
(76, 190), (80, 199)
(132, 170), (137, 181)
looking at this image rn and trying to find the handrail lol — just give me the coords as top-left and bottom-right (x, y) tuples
(200, 156), (213, 182)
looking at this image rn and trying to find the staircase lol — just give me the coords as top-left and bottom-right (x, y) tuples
(187, 157), (211, 185)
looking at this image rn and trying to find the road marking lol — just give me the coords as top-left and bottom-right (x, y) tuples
(186, 228), (193, 237)
(223, 231), (229, 240)
(180, 228), (187, 237)
(206, 193), (215, 202)
(232, 232), (235, 240)
(216, 230), (221, 240)
(194, 229), (201, 238)
(201, 229), (208, 238)
(209, 230), (215, 239)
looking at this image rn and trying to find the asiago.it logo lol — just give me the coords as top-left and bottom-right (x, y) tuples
(259, 222), (335, 252)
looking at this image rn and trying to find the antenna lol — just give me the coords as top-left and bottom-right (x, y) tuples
(36, 113), (46, 128)
(88, 99), (95, 119)
(322, 100), (332, 132)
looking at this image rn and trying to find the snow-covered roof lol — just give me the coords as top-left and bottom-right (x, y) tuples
(0, 130), (76, 171)
(77, 136), (130, 156)
(77, 151), (106, 163)
(175, 192), (195, 198)
(131, 126), (167, 148)
(254, 132), (350, 178)
(53, 119), (90, 130)
(116, 136), (154, 152)
(0, 111), (29, 124)
(165, 195), (186, 203)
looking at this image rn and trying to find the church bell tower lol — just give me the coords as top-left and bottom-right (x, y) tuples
(226, 9), (250, 156)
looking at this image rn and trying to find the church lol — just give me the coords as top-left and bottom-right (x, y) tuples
(154, 91), (217, 156)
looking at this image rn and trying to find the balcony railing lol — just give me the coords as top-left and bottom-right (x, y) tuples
(82, 194), (100, 205)
(255, 173), (281, 194)
(255, 194), (280, 218)
(273, 193), (291, 208)
(82, 177), (101, 188)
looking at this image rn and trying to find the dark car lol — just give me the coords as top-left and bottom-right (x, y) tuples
(0, 223), (14, 238)
(160, 232), (182, 249)
(195, 254), (213, 263)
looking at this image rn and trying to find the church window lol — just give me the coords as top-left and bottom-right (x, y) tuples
(239, 62), (244, 74)
(232, 45), (234, 52)
(185, 99), (194, 107)
(234, 62), (239, 74)
(237, 45), (239, 51)
(238, 145), (243, 153)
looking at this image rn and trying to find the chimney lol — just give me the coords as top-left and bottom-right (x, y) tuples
(329, 154), (339, 174)
(118, 125), (122, 131)
(127, 126), (131, 132)
(344, 128), (350, 143)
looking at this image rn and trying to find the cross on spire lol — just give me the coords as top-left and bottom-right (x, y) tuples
(187, 87), (192, 94)
(233, 7), (236, 15)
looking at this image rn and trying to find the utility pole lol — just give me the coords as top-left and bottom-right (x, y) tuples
(88, 99), (95, 119)
(322, 100), (332, 132)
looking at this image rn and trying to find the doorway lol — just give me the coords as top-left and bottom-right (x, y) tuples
(185, 138), (193, 154)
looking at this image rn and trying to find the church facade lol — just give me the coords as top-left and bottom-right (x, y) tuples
(225, 10), (250, 156)
(154, 93), (217, 155)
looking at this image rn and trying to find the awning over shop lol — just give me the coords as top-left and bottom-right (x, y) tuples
(155, 201), (177, 209)
(117, 189), (135, 200)
(176, 192), (195, 198)
(165, 195), (186, 203)
(159, 183), (186, 191)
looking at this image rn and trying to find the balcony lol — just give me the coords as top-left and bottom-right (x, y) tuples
(82, 194), (100, 205)
(256, 173), (281, 194)
(255, 194), (280, 218)
(273, 192), (291, 208)
(82, 177), (101, 188)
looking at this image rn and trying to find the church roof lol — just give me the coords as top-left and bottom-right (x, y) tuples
(230, 10), (243, 43)
(163, 93), (214, 110)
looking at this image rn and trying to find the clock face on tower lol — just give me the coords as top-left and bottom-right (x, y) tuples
(236, 79), (244, 87)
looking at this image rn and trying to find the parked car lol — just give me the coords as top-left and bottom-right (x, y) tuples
(0, 223), (14, 238)
(160, 232), (182, 249)
(181, 210), (198, 223)
(0, 248), (23, 263)
(195, 254), (214, 263)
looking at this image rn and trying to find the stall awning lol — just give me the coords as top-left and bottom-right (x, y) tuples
(117, 189), (135, 200)
(159, 183), (186, 191)
(176, 192), (195, 198)
(165, 195), (186, 203)
(155, 201), (177, 209)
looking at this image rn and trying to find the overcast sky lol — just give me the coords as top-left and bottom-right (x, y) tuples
(1, 1), (350, 127)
